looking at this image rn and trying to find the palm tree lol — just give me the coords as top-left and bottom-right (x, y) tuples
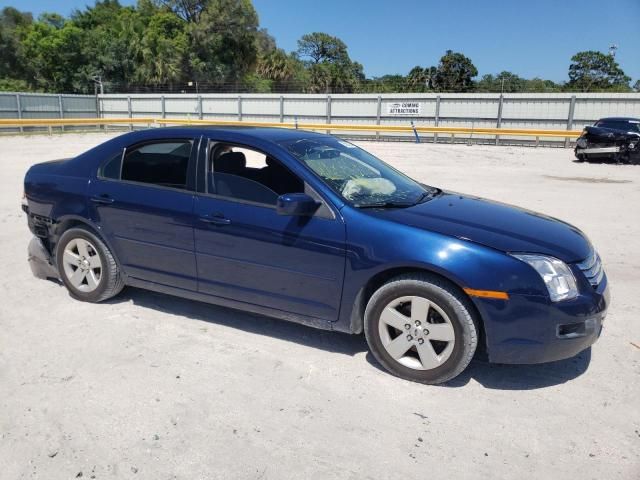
(257, 49), (294, 81)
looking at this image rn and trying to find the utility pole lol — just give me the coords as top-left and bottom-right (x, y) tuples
(92, 75), (104, 95)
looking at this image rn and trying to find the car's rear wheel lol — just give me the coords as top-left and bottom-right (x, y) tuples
(56, 227), (124, 302)
(364, 274), (478, 384)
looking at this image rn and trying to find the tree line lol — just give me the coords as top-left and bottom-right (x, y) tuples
(0, 0), (637, 94)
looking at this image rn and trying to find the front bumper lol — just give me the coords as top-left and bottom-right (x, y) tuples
(576, 146), (620, 155)
(475, 275), (609, 364)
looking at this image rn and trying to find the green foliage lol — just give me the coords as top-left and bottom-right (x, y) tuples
(0, 77), (30, 91)
(475, 72), (562, 93)
(568, 51), (631, 92)
(241, 73), (272, 93)
(297, 32), (362, 93)
(476, 71), (523, 92)
(358, 75), (407, 93)
(136, 12), (188, 85)
(257, 49), (295, 81)
(297, 32), (348, 64)
(0, 7), (32, 80)
(433, 50), (477, 92)
(21, 19), (86, 92)
(524, 77), (561, 93)
(0, 3), (635, 94)
(188, 0), (259, 85)
(153, 0), (207, 23)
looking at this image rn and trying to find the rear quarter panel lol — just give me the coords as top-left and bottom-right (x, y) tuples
(25, 170), (89, 221)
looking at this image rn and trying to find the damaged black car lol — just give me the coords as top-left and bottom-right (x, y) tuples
(575, 117), (640, 164)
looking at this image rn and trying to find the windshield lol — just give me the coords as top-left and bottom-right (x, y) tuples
(280, 137), (432, 207)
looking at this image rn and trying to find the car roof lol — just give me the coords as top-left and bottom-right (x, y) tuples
(597, 117), (640, 122)
(127, 125), (330, 144)
(68, 126), (337, 178)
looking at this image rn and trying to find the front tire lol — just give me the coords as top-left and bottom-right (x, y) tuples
(56, 227), (124, 302)
(364, 274), (478, 384)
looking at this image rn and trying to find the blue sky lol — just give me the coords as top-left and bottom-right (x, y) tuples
(4, 0), (639, 82)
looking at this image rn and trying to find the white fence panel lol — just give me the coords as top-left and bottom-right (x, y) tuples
(2, 92), (640, 145)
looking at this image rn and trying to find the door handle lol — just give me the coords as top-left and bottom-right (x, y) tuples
(90, 195), (114, 205)
(200, 213), (231, 226)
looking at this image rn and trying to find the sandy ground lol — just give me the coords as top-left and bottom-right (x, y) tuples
(1, 133), (639, 480)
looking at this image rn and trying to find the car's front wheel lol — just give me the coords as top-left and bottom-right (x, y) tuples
(56, 227), (124, 302)
(364, 274), (478, 384)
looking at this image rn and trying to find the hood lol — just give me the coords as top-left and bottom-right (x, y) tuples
(365, 192), (592, 263)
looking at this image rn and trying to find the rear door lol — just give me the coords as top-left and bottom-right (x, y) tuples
(88, 136), (200, 290)
(193, 139), (346, 322)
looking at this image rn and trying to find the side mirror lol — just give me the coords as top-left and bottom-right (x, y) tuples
(276, 193), (319, 216)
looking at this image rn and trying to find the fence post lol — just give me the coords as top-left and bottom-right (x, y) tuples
(58, 94), (65, 133)
(161, 95), (166, 126)
(93, 92), (99, 131)
(97, 95), (104, 132)
(103, 97), (108, 133)
(198, 95), (203, 120)
(434, 95), (441, 143)
(411, 121), (420, 143)
(15, 94), (23, 134)
(565, 95), (576, 148)
(237, 95), (242, 122)
(279, 95), (284, 123)
(127, 95), (132, 131)
(376, 95), (382, 140)
(326, 95), (331, 134)
(495, 94), (504, 145)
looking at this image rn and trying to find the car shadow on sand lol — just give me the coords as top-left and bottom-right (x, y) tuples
(439, 348), (591, 390)
(109, 286), (591, 391)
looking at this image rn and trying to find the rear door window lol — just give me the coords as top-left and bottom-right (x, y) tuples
(102, 140), (193, 189)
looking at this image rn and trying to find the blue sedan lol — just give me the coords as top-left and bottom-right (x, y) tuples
(23, 127), (609, 384)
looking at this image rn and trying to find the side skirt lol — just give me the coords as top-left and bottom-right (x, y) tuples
(126, 276), (335, 332)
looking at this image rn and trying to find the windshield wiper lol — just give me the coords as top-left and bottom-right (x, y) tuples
(413, 187), (441, 205)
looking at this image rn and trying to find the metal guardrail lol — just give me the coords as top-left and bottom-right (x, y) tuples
(0, 117), (583, 141)
(0, 118), (155, 127)
(155, 118), (583, 138)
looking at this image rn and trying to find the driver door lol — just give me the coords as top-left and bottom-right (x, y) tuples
(193, 140), (346, 322)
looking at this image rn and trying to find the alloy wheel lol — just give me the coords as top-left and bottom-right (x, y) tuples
(378, 295), (456, 370)
(61, 238), (103, 293)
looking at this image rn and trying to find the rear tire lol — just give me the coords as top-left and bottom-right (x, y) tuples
(364, 274), (478, 384)
(56, 227), (124, 302)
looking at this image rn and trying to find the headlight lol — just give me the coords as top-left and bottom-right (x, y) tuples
(511, 254), (578, 302)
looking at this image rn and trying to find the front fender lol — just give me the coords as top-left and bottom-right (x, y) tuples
(334, 206), (546, 333)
